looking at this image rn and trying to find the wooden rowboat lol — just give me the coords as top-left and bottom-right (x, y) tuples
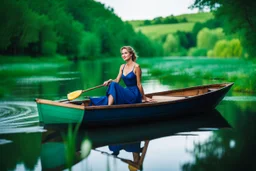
(36, 82), (233, 125)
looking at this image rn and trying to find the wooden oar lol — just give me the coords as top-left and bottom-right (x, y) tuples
(67, 84), (104, 101)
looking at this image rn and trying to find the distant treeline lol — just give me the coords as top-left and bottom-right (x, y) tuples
(192, 0), (256, 58)
(160, 18), (238, 57)
(0, 0), (163, 59)
(143, 15), (187, 26)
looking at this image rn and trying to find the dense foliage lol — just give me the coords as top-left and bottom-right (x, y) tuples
(161, 16), (244, 58)
(161, 18), (223, 56)
(192, 0), (256, 57)
(143, 15), (187, 26)
(0, 0), (163, 59)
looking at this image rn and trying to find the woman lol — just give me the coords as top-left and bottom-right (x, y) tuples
(90, 46), (152, 106)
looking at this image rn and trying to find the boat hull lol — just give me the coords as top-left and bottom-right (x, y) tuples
(82, 83), (231, 126)
(36, 83), (233, 125)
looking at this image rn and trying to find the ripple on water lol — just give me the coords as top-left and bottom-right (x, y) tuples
(0, 102), (46, 134)
(16, 76), (79, 84)
(0, 139), (12, 145)
(223, 96), (256, 102)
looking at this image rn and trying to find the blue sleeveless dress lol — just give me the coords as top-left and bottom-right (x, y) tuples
(109, 142), (141, 155)
(89, 65), (142, 105)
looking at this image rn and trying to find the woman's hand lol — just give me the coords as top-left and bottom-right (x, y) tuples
(142, 96), (154, 103)
(103, 79), (112, 86)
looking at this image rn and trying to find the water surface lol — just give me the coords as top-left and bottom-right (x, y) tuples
(0, 57), (255, 171)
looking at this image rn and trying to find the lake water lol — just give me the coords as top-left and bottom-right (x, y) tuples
(0, 57), (255, 171)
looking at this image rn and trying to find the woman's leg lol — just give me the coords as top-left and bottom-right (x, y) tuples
(108, 94), (114, 105)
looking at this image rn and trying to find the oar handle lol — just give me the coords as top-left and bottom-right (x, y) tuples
(82, 84), (104, 93)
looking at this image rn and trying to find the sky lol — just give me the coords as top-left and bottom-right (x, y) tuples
(95, 0), (198, 20)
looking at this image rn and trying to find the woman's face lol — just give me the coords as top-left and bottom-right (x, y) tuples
(121, 48), (132, 61)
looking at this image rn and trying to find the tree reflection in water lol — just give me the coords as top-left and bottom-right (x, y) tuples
(182, 109), (255, 170)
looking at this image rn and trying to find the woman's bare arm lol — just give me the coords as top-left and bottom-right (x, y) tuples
(135, 65), (153, 102)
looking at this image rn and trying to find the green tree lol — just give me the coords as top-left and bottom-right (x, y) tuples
(212, 39), (230, 57)
(0, 0), (163, 58)
(192, 0), (256, 57)
(163, 34), (180, 55)
(197, 28), (224, 50)
(144, 20), (151, 25)
(191, 18), (223, 45)
(29, 0), (84, 57)
(163, 16), (179, 24)
(0, 0), (44, 54)
(209, 39), (243, 57)
(39, 16), (58, 56)
(175, 31), (195, 49)
(229, 39), (243, 57)
(79, 32), (101, 59)
(152, 17), (163, 25)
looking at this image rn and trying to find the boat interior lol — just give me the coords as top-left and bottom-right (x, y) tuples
(66, 84), (227, 107)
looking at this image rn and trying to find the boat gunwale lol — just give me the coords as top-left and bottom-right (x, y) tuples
(35, 82), (233, 110)
(36, 98), (85, 110)
(84, 82), (233, 110)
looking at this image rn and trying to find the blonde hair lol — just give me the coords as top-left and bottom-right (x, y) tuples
(120, 46), (138, 61)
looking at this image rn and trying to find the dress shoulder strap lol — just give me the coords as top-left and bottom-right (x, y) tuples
(132, 64), (136, 70)
(122, 64), (126, 72)
(132, 64), (137, 73)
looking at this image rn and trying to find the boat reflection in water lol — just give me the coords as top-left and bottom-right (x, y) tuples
(40, 109), (230, 170)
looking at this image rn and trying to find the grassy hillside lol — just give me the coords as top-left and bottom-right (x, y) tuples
(128, 12), (213, 27)
(129, 12), (214, 40)
(136, 23), (195, 40)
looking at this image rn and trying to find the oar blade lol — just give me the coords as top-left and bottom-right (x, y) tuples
(67, 90), (83, 101)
